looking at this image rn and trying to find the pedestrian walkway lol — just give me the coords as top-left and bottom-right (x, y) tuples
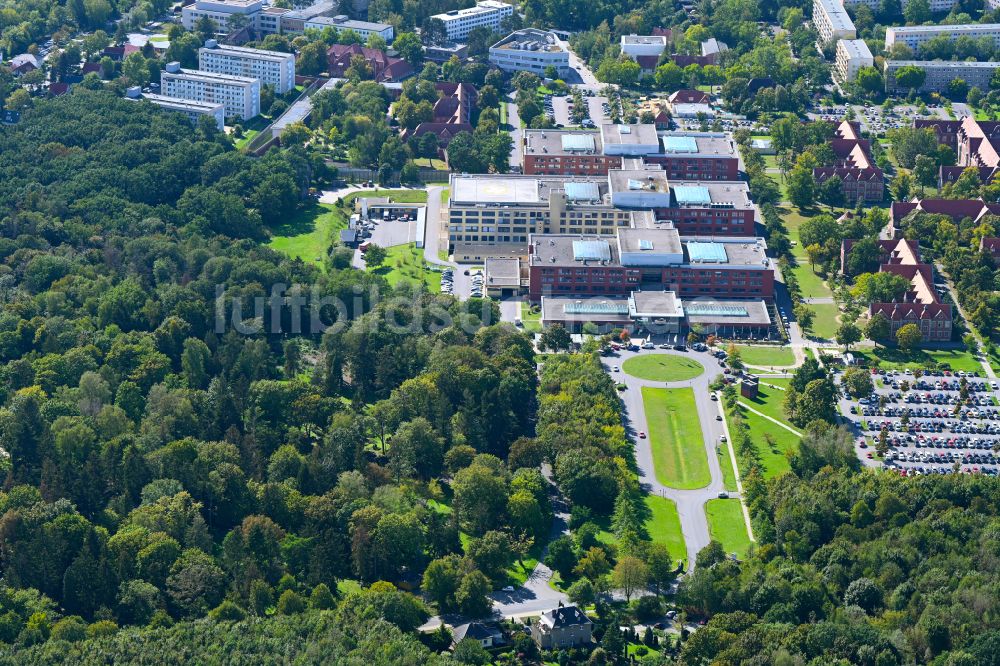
(737, 402), (803, 438)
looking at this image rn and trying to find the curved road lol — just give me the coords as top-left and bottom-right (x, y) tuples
(600, 348), (744, 570)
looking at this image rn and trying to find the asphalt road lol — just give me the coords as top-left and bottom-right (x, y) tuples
(599, 347), (743, 568)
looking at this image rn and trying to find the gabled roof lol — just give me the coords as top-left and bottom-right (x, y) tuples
(668, 89), (710, 104)
(540, 605), (591, 629)
(453, 622), (502, 643)
(10, 53), (39, 70)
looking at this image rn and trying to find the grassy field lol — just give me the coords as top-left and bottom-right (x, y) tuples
(852, 348), (983, 373)
(643, 495), (687, 565)
(736, 345), (796, 367)
(267, 203), (346, 268)
(440, 188), (450, 203)
(622, 354), (705, 382)
(807, 303), (840, 339)
(705, 499), (751, 559)
(642, 387), (711, 489)
(717, 438), (738, 492)
(371, 243), (441, 290)
(780, 206), (836, 299)
(737, 378), (800, 478)
(412, 157), (448, 169)
(521, 303), (542, 333)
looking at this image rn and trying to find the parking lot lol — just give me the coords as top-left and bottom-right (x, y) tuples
(542, 94), (610, 128)
(440, 266), (483, 299)
(806, 103), (951, 136)
(840, 368), (1000, 477)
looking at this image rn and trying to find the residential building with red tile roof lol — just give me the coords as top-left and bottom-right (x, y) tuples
(981, 236), (1000, 264)
(813, 120), (884, 203)
(326, 44), (413, 82)
(842, 237), (952, 342)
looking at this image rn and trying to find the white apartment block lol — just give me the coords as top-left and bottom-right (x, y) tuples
(431, 0), (513, 42)
(844, 0), (958, 9)
(620, 35), (668, 59)
(161, 62), (261, 121)
(489, 29), (570, 76)
(199, 39), (295, 94)
(835, 39), (874, 82)
(181, 0), (264, 34)
(886, 24), (1000, 51)
(813, 0), (857, 43)
(304, 15), (394, 42)
(884, 59), (1000, 93)
(126, 87), (226, 131)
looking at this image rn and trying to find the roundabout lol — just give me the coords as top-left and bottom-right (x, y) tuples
(621, 353), (706, 382)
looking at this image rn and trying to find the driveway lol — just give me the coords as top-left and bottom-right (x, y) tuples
(600, 347), (749, 568)
(555, 35), (604, 90)
(551, 96), (572, 127)
(505, 99), (522, 170)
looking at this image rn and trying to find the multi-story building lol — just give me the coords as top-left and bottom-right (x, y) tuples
(125, 87), (225, 130)
(884, 60), (1000, 94)
(181, 0), (264, 34)
(431, 0), (513, 42)
(813, 121), (884, 203)
(620, 35), (668, 59)
(489, 29), (570, 76)
(278, 0), (337, 34)
(525, 227), (773, 301)
(532, 607), (592, 650)
(834, 39), (873, 82)
(813, 0), (856, 43)
(445, 169), (756, 260)
(885, 24), (1000, 51)
(520, 126), (740, 180)
(304, 15), (394, 42)
(841, 238), (952, 342)
(161, 62), (260, 121)
(199, 40), (295, 94)
(917, 117), (1000, 186)
(844, 0), (958, 9)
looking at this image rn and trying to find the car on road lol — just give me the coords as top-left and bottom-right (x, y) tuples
(612, 366), (620, 372)
(710, 394), (718, 401)
(501, 586), (515, 593)
(638, 431), (646, 438)
(718, 492), (729, 499)
(716, 415), (723, 420)
(642, 342), (655, 349)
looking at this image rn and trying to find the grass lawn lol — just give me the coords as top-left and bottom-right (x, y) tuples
(791, 263), (833, 299)
(440, 187), (450, 203)
(717, 438), (738, 492)
(337, 579), (363, 596)
(642, 387), (711, 489)
(807, 303), (840, 339)
(521, 303), (542, 333)
(622, 354), (705, 382)
(739, 379), (790, 424)
(740, 408), (799, 478)
(736, 345), (796, 367)
(234, 129), (260, 149)
(267, 202), (346, 268)
(643, 495), (686, 564)
(852, 348), (983, 373)
(705, 498), (751, 559)
(371, 243), (441, 290)
(412, 157), (448, 169)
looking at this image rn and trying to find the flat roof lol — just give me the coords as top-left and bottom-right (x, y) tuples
(815, 0), (855, 30)
(484, 257), (521, 286)
(600, 123), (660, 147)
(886, 59), (1000, 69)
(491, 29), (565, 52)
(306, 16), (392, 31)
(523, 129), (604, 156)
(838, 39), (873, 60)
(541, 297), (632, 323)
(139, 93), (223, 112)
(432, 0), (510, 20)
(200, 44), (293, 62)
(658, 132), (736, 157)
(673, 180), (753, 208)
(684, 299), (771, 325)
(629, 291), (683, 318)
(451, 176), (541, 204)
(621, 35), (667, 45)
(164, 67), (258, 84)
(887, 23), (1000, 35)
(608, 169), (670, 194)
(564, 182), (601, 201)
(683, 237), (769, 267)
(572, 239), (612, 261)
(618, 227), (681, 254)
